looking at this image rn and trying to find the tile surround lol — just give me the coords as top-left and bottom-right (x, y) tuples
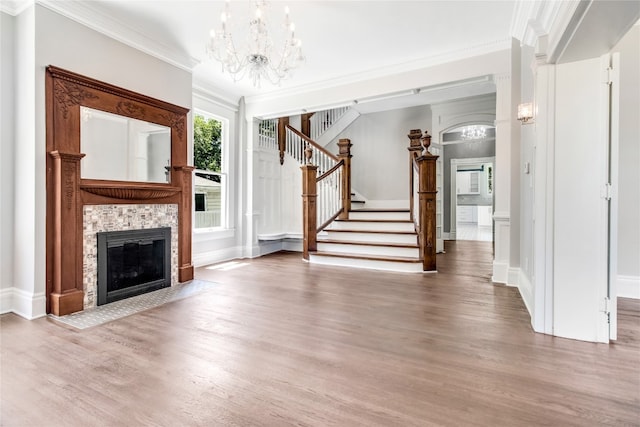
(83, 204), (179, 309)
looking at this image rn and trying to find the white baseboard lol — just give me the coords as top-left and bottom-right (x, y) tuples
(517, 269), (534, 318)
(508, 267), (520, 287)
(193, 246), (244, 268)
(1, 288), (46, 319)
(492, 261), (509, 284)
(282, 239), (302, 252)
(618, 275), (640, 299)
(0, 287), (13, 314)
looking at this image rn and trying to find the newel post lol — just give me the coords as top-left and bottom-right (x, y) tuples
(416, 131), (438, 271)
(277, 117), (289, 165)
(301, 146), (318, 260)
(337, 138), (352, 220)
(407, 129), (423, 222)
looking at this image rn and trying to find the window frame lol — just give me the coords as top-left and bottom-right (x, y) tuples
(192, 109), (229, 232)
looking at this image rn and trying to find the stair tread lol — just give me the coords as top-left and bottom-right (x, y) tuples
(335, 219), (412, 223)
(325, 229), (416, 235)
(350, 208), (409, 212)
(317, 239), (418, 249)
(312, 251), (422, 263)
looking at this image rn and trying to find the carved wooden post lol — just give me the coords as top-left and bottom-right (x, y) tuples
(301, 112), (314, 137)
(416, 130), (438, 271)
(337, 138), (352, 220)
(407, 129), (423, 222)
(48, 151), (85, 316)
(277, 116), (289, 165)
(173, 165), (195, 282)
(301, 146), (318, 260)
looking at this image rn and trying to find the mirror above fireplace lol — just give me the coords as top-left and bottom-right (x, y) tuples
(80, 106), (171, 183)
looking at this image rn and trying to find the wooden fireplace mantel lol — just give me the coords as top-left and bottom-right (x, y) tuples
(45, 66), (194, 316)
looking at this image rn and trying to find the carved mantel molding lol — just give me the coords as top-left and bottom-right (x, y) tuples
(45, 66), (193, 316)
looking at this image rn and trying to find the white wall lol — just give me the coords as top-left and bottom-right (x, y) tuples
(611, 25), (640, 298)
(12, 5), (37, 318)
(338, 105), (432, 201)
(5, 4), (193, 319)
(0, 11), (15, 312)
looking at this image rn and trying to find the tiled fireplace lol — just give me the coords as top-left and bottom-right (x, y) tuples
(83, 204), (178, 309)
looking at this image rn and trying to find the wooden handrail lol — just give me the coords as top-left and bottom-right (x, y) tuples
(286, 125), (339, 161)
(317, 159), (344, 182)
(317, 208), (344, 233)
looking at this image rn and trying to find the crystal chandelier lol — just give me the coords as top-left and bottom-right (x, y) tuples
(461, 125), (486, 140)
(206, 1), (305, 88)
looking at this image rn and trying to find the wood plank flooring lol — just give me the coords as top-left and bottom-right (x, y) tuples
(1, 241), (639, 426)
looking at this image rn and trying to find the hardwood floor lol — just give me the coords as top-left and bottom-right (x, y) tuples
(2, 241), (639, 426)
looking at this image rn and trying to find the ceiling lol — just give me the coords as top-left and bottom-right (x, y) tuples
(60, 1), (517, 102)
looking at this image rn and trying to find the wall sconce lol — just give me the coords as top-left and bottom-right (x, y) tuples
(517, 102), (534, 124)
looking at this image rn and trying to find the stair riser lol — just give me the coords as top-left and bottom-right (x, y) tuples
(309, 254), (424, 273)
(349, 212), (410, 221)
(317, 242), (419, 258)
(329, 222), (415, 232)
(322, 231), (417, 245)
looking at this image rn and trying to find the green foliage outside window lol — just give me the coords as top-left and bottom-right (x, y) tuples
(193, 114), (222, 172)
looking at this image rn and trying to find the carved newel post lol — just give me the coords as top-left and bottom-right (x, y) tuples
(407, 129), (424, 222)
(301, 145), (318, 260)
(337, 138), (352, 220)
(417, 130), (438, 271)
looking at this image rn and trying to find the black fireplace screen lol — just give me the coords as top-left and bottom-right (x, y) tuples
(97, 227), (171, 305)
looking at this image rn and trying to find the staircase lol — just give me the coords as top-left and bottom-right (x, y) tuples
(311, 208), (424, 273)
(258, 111), (437, 274)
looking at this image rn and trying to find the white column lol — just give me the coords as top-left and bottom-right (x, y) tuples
(492, 73), (512, 284)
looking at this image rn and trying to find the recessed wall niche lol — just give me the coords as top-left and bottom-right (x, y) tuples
(45, 66), (194, 316)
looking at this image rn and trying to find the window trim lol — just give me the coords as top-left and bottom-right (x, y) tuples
(193, 109), (229, 232)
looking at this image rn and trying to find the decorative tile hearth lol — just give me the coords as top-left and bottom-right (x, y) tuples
(49, 279), (217, 329)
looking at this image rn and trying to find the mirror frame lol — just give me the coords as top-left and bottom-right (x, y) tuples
(45, 66), (194, 316)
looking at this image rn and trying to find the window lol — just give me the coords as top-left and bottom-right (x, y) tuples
(193, 112), (225, 229)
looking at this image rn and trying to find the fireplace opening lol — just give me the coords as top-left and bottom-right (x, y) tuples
(97, 227), (171, 305)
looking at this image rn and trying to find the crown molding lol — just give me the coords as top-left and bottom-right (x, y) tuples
(36, 0), (199, 72)
(0, 0), (32, 16)
(192, 83), (240, 113)
(511, 0), (567, 47)
(244, 37), (512, 106)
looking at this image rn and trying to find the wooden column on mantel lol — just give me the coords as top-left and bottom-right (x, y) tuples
(301, 147), (318, 260)
(173, 165), (195, 282)
(48, 151), (86, 315)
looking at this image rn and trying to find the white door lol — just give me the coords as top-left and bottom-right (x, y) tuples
(553, 54), (614, 343)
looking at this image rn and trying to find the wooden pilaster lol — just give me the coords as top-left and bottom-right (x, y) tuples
(48, 151), (85, 316)
(174, 165), (195, 282)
